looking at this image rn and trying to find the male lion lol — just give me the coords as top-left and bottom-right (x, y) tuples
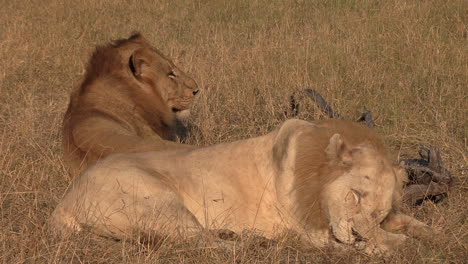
(51, 119), (437, 254)
(63, 33), (199, 176)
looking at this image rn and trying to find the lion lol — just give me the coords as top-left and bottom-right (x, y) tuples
(51, 119), (437, 254)
(62, 33), (199, 176)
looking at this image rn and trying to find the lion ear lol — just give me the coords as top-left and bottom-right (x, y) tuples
(395, 162), (409, 184)
(129, 48), (148, 78)
(326, 134), (352, 165)
(128, 32), (148, 43)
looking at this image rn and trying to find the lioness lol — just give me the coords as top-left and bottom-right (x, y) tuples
(63, 33), (199, 176)
(51, 119), (436, 254)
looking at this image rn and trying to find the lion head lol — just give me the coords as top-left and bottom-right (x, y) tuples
(62, 33), (198, 176)
(123, 34), (199, 116)
(294, 120), (405, 244)
(82, 33), (199, 118)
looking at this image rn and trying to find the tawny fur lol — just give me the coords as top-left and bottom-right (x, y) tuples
(62, 33), (199, 176)
(52, 119), (437, 254)
(292, 120), (392, 229)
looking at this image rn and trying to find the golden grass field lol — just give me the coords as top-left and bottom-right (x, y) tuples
(1, 0), (467, 263)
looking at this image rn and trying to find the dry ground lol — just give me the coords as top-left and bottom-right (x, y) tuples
(0, 0), (467, 263)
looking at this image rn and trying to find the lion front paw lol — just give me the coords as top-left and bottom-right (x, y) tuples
(361, 232), (408, 255)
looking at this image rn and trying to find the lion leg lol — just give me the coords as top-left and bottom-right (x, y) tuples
(352, 213), (408, 254)
(49, 206), (83, 236)
(139, 199), (238, 250)
(51, 168), (205, 243)
(50, 190), (204, 240)
(139, 194), (203, 239)
(381, 213), (438, 241)
(352, 228), (408, 255)
(87, 189), (208, 244)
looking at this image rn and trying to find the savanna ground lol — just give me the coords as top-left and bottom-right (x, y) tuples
(0, 0), (467, 263)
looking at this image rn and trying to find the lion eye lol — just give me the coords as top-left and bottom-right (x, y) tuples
(350, 188), (367, 204)
(168, 71), (176, 79)
(351, 190), (361, 204)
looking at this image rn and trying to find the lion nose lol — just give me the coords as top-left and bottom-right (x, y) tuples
(192, 90), (199, 96)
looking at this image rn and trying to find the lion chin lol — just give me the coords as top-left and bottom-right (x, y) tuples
(51, 119), (438, 255)
(174, 109), (191, 121)
(61, 33), (199, 176)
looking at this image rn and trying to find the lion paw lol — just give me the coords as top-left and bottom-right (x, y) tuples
(360, 233), (408, 255)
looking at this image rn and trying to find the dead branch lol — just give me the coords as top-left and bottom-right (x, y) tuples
(356, 109), (374, 128)
(290, 89), (341, 119)
(400, 146), (453, 185)
(402, 182), (450, 205)
(290, 89), (374, 128)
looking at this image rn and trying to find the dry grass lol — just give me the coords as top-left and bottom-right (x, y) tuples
(1, 0), (467, 263)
